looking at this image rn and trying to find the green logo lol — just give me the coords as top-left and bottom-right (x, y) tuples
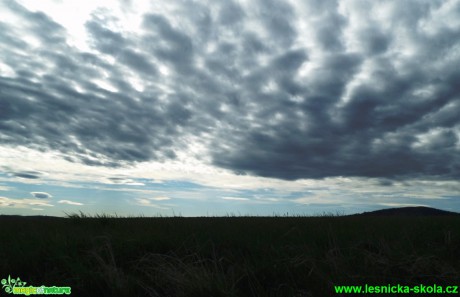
(1, 276), (71, 295)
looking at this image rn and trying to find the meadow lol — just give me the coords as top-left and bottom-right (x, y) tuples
(1, 213), (459, 296)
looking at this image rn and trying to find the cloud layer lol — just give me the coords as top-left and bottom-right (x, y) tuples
(1, 0), (459, 181)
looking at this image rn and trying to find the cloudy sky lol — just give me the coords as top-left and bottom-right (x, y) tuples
(1, 0), (459, 217)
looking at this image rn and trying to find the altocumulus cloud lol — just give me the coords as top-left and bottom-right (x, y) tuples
(9, 170), (43, 179)
(0, 0), (459, 183)
(31, 192), (52, 199)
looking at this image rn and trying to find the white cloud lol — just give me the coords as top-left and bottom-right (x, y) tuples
(149, 196), (170, 201)
(58, 200), (84, 206)
(0, 197), (53, 208)
(133, 198), (170, 209)
(0, 145), (326, 192)
(0, 185), (12, 191)
(222, 196), (249, 201)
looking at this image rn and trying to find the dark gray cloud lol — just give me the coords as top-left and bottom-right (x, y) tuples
(208, 0), (460, 180)
(0, 2), (190, 166)
(218, 0), (245, 25)
(142, 14), (195, 74)
(256, 0), (297, 48)
(358, 27), (390, 56)
(31, 192), (52, 199)
(309, 3), (347, 52)
(10, 171), (43, 179)
(1, 0), (459, 181)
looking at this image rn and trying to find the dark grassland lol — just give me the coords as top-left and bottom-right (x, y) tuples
(1, 214), (460, 296)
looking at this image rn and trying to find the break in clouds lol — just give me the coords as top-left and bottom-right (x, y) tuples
(0, 0), (459, 181)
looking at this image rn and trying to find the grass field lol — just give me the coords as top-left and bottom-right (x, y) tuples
(1, 213), (459, 296)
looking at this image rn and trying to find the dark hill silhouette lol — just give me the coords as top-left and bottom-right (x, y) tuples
(355, 206), (460, 217)
(0, 214), (65, 220)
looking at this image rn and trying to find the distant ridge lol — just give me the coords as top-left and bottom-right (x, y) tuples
(355, 206), (460, 217)
(0, 214), (65, 220)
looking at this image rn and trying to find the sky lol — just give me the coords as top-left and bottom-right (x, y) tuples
(0, 0), (459, 217)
